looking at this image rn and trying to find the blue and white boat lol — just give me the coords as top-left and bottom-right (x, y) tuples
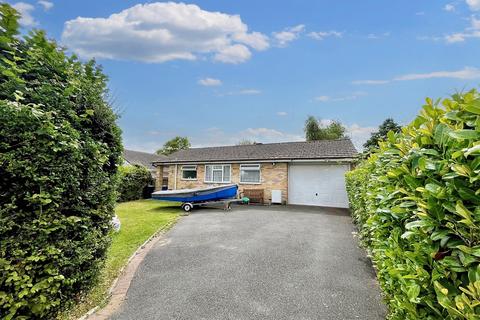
(152, 184), (238, 203)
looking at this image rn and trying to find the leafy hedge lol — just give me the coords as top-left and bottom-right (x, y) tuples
(346, 89), (480, 319)
(117, 165), (153, 202)
(0, 5), (122, 319)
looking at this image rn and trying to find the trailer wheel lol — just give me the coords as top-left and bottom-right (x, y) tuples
(182, 203), (193, 212)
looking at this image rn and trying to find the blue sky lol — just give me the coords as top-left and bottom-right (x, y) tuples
(9, 0), (480, 151)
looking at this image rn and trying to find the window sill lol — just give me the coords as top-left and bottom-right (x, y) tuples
(239, 182), (262, 185)
(204, 181), (232, 184)
(181, 178), (197, 181)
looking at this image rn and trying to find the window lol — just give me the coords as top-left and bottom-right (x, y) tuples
(181, 165), (197, 180)
(205, 164), (231, 183)
(240, 164), (261, 184)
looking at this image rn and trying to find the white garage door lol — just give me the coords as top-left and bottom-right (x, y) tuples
(288, 163), (350, 208)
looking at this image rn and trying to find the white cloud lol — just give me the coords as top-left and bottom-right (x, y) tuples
(445, 16), (480, 43)
(147, 130), (177, 136)
(415, 11), (425, 16)
(353, 66), (480, 85)
(126, 122), (376, 152)
(192, 127), (304, 147)
(315, 95), (330, 102)
(346, 124), (376, 151)
(317, 119), (333, 126)
(238, 89), (261, 95)
(416, 35), (442, 41)
(242, 128), (285, 138)
(307, 30), (343, 40)
(367, 32), (390, 40)
(38, 0), (53, 11)
(394, 67), (480, 80)
(314, 91), (366, 102)
(277, 111), (288, 116)
(232, 31), (269, 50)
(123, 138), (164, 153)
(12, 2), (36, 26)
(198, 77), (222, 86)
(272, 24), (305, 47)
(313, 119), (375, 150)
(214, 44), (251, 64)
(61, 2), (269, 64)
(226, 89), (261, 95)
(217, 88), (262, 96)
(444, 3), (456, 11)
(445, 33), (466, 42)
(467, 0), (480, 10)
(352, 79), (390, 85)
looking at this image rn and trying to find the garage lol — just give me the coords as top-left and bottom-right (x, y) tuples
(288, 163), (350, 208)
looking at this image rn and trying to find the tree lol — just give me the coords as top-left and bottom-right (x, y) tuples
(324, 120), (346, 139)
(363, 118), (402, 151)
(0, 4), (122, 319)
(156, 136), (191, 155)
(0, 3), (19, 42)
(237, 139), (257, 145)
(305, 116), (322, 141)
(304, 116), (347, 141)
(117, 165), (153, 202)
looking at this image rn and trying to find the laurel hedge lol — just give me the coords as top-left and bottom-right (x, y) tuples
(346, 89), (480, 319)
(0, 5), (122, 319)
(117, 165), (153, 202)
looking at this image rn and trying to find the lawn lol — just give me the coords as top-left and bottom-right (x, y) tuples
(61, 200), (180, 319)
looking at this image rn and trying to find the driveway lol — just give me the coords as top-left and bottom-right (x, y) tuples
(111, 206), (386, 320)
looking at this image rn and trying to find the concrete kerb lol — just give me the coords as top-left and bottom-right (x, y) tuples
(77, 218), (178, 320)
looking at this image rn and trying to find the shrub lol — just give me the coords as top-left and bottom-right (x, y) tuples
(117, 165), (153, 202)
(346, 89), (480, 319)
(0, 5), (122, 319)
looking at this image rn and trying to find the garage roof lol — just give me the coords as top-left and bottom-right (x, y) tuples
(153, 139), (357, 165)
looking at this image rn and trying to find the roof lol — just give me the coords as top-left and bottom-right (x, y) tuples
(123, 149), (167, 170)
(153, 139), (357, 164)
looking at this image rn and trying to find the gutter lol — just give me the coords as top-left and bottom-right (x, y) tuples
(152, 158), (356, 166)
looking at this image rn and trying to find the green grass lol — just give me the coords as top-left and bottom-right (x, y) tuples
(60, 200), (180, 319)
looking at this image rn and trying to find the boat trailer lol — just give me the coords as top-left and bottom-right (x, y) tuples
(180, 197), (250, 213)
(151, 184), (249, 213)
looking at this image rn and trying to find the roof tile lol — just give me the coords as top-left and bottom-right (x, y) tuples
(153, 139), (357, 164)
(123, 149), (167, 169)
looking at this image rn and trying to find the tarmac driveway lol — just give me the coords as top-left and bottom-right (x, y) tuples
(111, 206), (386, 320)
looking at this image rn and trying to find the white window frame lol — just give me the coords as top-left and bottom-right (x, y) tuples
(204, 164), (231, 183)
(240, 164), (261, 184)
(181, 165), (197, 180)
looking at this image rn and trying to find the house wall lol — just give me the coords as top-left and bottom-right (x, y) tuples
(155, 165), (163, 190)
(163, 163), (288, 204)
(154, 165), (169, 190)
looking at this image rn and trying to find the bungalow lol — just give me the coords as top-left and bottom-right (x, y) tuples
(123, 149), (169, 189)
(152, 139), (357, 208)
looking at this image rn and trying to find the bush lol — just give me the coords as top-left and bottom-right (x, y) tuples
(346, 89), (480, 319)
(0, 5), (122, 319)
(117, 165), (153, 202)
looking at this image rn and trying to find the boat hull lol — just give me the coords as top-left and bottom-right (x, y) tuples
(151, 184), (238, 203)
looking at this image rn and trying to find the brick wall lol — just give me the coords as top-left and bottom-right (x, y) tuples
(163, 163), (288, 204)
(155, 165), (163, 190)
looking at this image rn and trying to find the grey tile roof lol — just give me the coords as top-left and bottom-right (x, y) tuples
(123, 149), (167, 170)
(153, 139), (357, 164)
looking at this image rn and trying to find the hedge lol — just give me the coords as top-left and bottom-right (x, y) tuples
(346, 89), (480, 319)
(117, 165), (153, 202)
(0, 5), (122, 319)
